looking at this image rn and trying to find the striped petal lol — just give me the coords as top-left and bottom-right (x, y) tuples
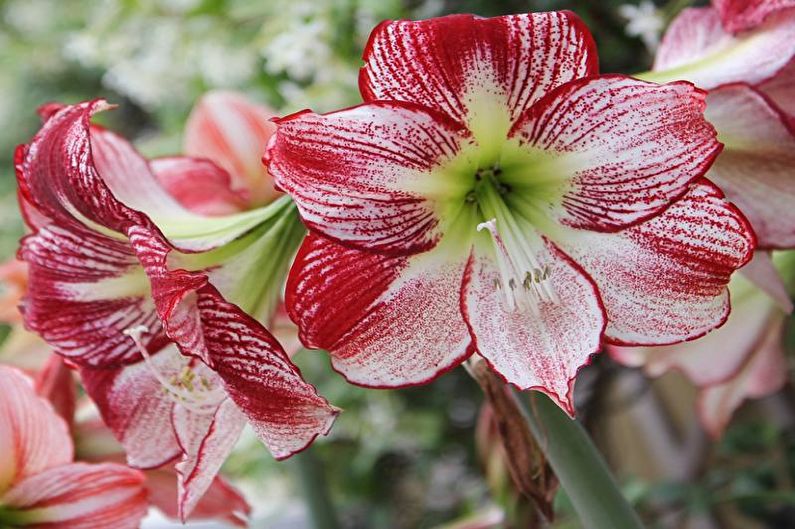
(714, 0), (795, 33)
(0, 366), (72, 492)
(360, 12), (597, 130)
(266, 102), (472, 254)
(508, 76), (720, 232)
(172, 400), (246, 521)
(651, 7), (795, 88)
(184, 90), (279, 205)
(556, 180), (755, 346)
(609, 270), (786, 388)
(77, 348), (185, 470)
(143, 467), (250, 527)
(1, 463), (147, 529)
(704, 84), (795, 249)
(462, 237), (605, 415)
(286, 233), (473, 388)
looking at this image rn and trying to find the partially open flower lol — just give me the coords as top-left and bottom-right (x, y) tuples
(0, 365), (148, 528)
(267, 12), (755, 413)
(15, 100), (338, 519)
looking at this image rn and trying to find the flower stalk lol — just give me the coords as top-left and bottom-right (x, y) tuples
(290, 447), (341, 529)
(517, 391), (646, 529)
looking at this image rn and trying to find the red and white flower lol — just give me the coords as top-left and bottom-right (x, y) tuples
(0, 365), (147, 528)
(15, 100), (338, 520)
(266, 12), (755, 413)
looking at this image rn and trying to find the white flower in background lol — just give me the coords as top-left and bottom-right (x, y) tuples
(619, 1), (665, 52)
(261, 17), (332, 81)
(198, 41), (257, 87)
(3, 0), (57, 35)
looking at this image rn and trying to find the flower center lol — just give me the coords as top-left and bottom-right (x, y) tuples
(123, 325), (226, 415)
(473, 176), (559, 314)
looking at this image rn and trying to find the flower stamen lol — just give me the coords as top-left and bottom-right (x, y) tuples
(476, 218), (558, 314)
(123, 325), (225, 415)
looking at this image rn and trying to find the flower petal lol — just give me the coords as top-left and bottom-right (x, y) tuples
(77, 349), (183, 470)
(1, 463), (147, 529)
(266, 102), (471, 254)
(34, 355), (77, 427)
(144, 467), (250, 527)
(713, 0), (795, 33)
(196, 284), (339, 458)
(151, 156), (248, 216)
(462, 238), (606, 415)
(759, 58), (795, 119)
(0, 366), (72, 491)
(286, 233), (473, 387)
(698, 313), (788, 437)
(703, 84), (795, 249)
(184, 90), (279, 205)
(172, 400), (246, 521)
(556, 180), (754, 346)
(509, 75), (720, 232)
(359, 12), (597, 128)
(652, 7), (795, 88)
(610, 271), (786, 390)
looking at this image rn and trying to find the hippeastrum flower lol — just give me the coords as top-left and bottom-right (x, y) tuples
(266, 11), (755, 413)
(16, 100), (338, 519)
(611, 250), (795, 437)
(643, 1), (795, 90)
(0, 365), (148, 528)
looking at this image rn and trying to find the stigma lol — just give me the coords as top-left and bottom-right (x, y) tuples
(123, 325), (226, 415)
(476, 218), (558, 314)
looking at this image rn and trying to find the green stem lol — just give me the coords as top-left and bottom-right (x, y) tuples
(291, 446), (341, 529)
(517, 391), (645, 529)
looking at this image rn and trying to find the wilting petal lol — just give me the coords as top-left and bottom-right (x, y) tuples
(652, 7), (795, 88)
(196, 284), (339, 458)
(172, 400), (246, 521)
(462, 239), (605, 415)
(1, 463), (147, 529)
(713, 0), (795, 33)
(34, 356), (77, 426)
(287, 233), (473, 387)
(698, 314), (788, 437)
(151, 157), (248, 216)
(558, 181), (754, 346)
(360, 12), (597, 131)
(144, 467), (250, 527)
(609, 271), (785, 387)
(509, 76), (720, 232)
(267, 102), (472, 254)
(0, 366), (72, 491)
(703, 84), (795, 249)
(184, 90), (279, 205)
(759, 59), (795, 119)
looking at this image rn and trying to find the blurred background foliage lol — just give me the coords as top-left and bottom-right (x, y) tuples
(2, 0), (794, 528)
